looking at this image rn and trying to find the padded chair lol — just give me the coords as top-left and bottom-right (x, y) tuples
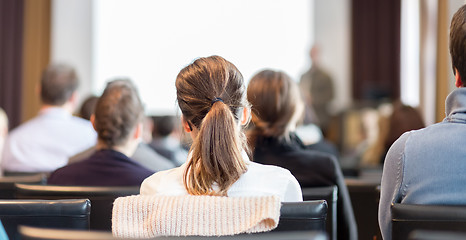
(19, 226), (327, 240)
(301, 186), (337, 240)
(273, 200), (327, 232)
(159, 231), (328, 240)
(0, 199), (90, 240)
(0, 173), (46, 199)
(408, 230), (466, 240)
(15, 183), (139, 230)
(346, 178), (381, 240)
(391, 203), (466, 240)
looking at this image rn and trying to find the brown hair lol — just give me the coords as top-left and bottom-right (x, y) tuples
(247, 70), (304, 145)
(94, 79), (143, 148)
(450, 4), (466, 85)
(78, 95), (99, 121)
(176, 56), (248, 196)
(385, 101), (424, 151)
(41, 64), (79, 105)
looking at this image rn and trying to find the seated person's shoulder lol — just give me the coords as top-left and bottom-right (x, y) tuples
(47, 162), (82, 185)
(247, 161), (296, 181)
(140, 166), (185, 195)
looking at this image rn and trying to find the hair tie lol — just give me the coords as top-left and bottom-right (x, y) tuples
(211, 97), (224, 106)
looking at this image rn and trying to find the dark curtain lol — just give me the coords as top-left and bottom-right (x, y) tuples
(352, 0), (401, 101)
(0, 0), (24, 129)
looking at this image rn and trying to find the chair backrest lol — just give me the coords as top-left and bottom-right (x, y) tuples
(391, 204), (466, 240)
(15, 183), (139, 230)
(19, 225), (327, 240)
(0, 199), (90, 240)
(346, 178), (381, 240)
(159, 231), (328, 240)
(273, 200), (327, 232)
(301, 186), (337, 240)
(409, 230), (466, 240)
(0, 174), (46, 199)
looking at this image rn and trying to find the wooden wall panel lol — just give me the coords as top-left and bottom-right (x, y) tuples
(21, 0), (51, 122)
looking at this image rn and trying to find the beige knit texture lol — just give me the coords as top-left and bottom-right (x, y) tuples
(112, 195), (281, 238)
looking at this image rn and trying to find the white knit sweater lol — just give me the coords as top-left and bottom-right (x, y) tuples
(112, 195), (281, 238)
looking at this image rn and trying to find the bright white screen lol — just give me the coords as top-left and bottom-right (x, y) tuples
(93, 0), (312, 115)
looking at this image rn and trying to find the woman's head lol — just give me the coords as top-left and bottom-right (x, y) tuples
(247, 69), (304, 139)
(176, 55), (248, 196)
(94, 79), (144, 149)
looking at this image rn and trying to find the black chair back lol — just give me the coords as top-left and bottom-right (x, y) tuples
(15, 183), (139, 230)
(346, 178), (381, 240)
(301, 186), (337, 240)
(159, 231), (328, 240)
(0, 174), (45, 199)
(273, 200), (327, 232)
(0, 199), (90, 240)
(409, 230), (466, 240)
(19, 225), (327, 240)
(392, 203), (466, 240)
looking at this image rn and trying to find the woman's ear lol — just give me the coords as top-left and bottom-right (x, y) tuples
(181, 115), (192, 133)
(90, 114), (97, 131)
(240, 107), (251, 126)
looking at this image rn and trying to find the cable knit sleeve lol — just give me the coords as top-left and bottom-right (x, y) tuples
(379, 132), (409, 240)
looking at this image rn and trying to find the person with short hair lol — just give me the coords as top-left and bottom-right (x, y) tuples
(47, 79), (154, 186)
(149, 115), (188, 166)
(140, 56), (302, 201)
(1, 64), (96, 173)
(379, 5), (466, 240)
(247, 69), (356, 240)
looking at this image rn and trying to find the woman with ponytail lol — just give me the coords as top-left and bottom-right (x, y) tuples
(140, 56), (301, 201)
(247, 69), (357, 240)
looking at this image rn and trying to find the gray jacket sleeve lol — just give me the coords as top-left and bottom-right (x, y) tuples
(378, 132), (409, 240)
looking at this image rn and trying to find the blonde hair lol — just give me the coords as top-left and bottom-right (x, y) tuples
(176, 56), (248, 196)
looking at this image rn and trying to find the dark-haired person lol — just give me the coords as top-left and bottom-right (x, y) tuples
(140, 56), (302, 201)
(379, 5), (466, 240)
(1, 64), (96, 173)
(47, 80), (154, 186)
(149, 115), (188, 166)
(77, 95), (99, 121)
(70, 93), (176, 172)
(247, 70), (356, 240)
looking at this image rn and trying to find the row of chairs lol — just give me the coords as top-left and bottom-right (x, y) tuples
(0, 173), (387, 240)
(0, 174), (341, 236)
(0, 198), (328, 239)
(19, 226), (327, 240)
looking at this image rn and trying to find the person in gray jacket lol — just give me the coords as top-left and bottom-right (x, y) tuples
(379, 4), (466, 240)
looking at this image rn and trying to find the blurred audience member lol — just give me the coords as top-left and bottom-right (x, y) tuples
(0, 108), (8, 170)
(384, 101), (424, 157)
(142, 116), (154, 143)
(149, 115), (188, 166)
(247, 69), (356, 240)
(77, 95), (99, 120)
(300, 45), (335, 135)
(69, 81), (175, 172)
(1, 64), (96, 173)
(361, 102), (424, 166)
(48, 79), (154, 186)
